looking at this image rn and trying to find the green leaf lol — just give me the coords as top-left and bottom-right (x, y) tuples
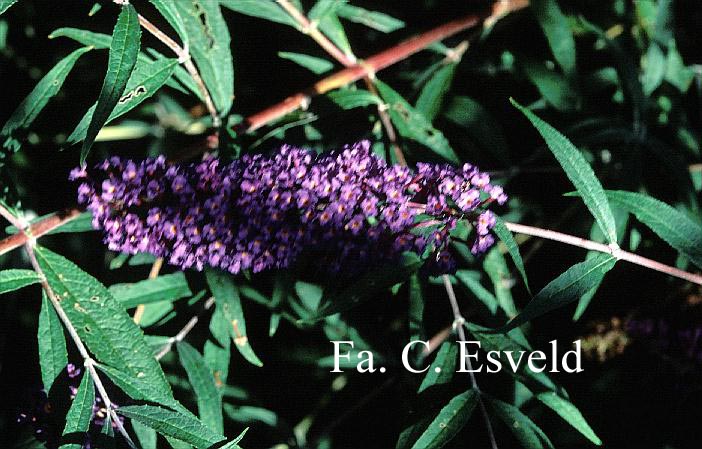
(38, 292), (67, 392)
(174, 0), (234, 116)
(49, 27), (112, 48)
(204, 306), (230, 392)
(493, 217), (531, 294)
(454, 270), (498, 314)
(642, 43), (666, 95)
(309, 252), (422, 322)
(337, 3), (404, 33)
(220, 0), (298, 27)
(33, 246), (176, 406)
(109, 273), (192, 308)
(117, 405), (225, 449)
(410, 389), (478, 449)
(177, 341), (223, 433)
(443, 96), (510, 165)
(376, 80), (459, 163)
(483, 248), (517, 318)
(59, 372), (94, 449)
(327, 88), (382, 110)
(95, 363), (180, 409)
(408, 274), (424, 342)
(0, 0), (18, 16)
(605, 190), (702, 269)
(68, 55), (176, 146)
(1, 47), (91, 151)
(415, 63), (457, 123)
(531, 0), (576, 75)
(418, 341), (457, 393)
(0, 269), (40, 294)
(503, 254), (617, 331)
(310, 0), (354, 57)
(521, 58), (576, 111)
(536, 392), (601, 445)
(488, 396), (554, 449)
(511, 99), (618, 244)
(132, 420), (158, 449)
(278, 51), (334, 74)
(205, 269), (263, 367)
(149, 0), (188, 45)
(81, 3), (141, 165)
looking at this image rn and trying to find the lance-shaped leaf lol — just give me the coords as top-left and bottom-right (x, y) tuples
(416, 63), (457, 123)
(38, 292), (67, 392)
(33, 246), (176, 406)
(493, 217), (531, 294)
(69, 56), (177, 145)
(109, 272), (192, 308)
(454, 270), (498, 314)
(204, 305), (231, 394)
(483, 248), (517, 318)
(174, 0), (233, 116)
(418, 341), (457, 393)
(410, 389), (478, 449)
(149, 0), (188, 45)
(117, 405), (226, 449)
(132, 421), (157, 449)
(503, 254), (617, 331)
(488, 396), (554, 449)
(512, 99), (618, 244)
(376, 80), (459, 163)
(531, 0), (576, 76)
(0, 0), (17, 16)
(205, 269), (263, 367)
(605, 190), (702, 269)
(337, 4), (405, 33)
(327, 89), (382, 110)
(1, 47), (91, 151)
(0, 269), (40, 294)
(536, 392), (602, 445)
(81, 3), (141, 165)
(177, 341), (223, 434)
(220, 0), (298, 27)
(59, 372), (95, 449)
(278, 51), (334, 75)
(95, 363), (181, 410)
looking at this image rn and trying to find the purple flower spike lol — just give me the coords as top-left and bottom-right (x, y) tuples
(74, 141), (506, 276)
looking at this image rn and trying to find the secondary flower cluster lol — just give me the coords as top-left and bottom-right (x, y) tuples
(72, 141), (506, 275)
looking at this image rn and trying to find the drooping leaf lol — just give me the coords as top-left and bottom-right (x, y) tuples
(38, 292), (67, 392)
(59, 372), (95, 449)
(109, 273), (192, 308)
(415, 63), (457, 123)
(132, 420), (157, 449)
(512, 99), (618, 244)
(68, 56), (178, 144)
(173, 0), (233, 116)
(536, 392), (602, 445)
(376, 80), (459, 163)
(605, 190), (702, 269)
(49, 27), (112, 47)
(149, 0), (188, 44)
(531, 0), (576, 75)
(337, 3), (404, 33)
(1, 47), (91, 151)
(410, 389), (478, 449)
(493, 217), (531, 294)
(117, 405), (225, 449)
(33, 246), (176, 407)
(177, 341), (223, 434)
(205, 269), (263, 367)
(417, 341), (457, 394)
(454, 270), (498, 314)
(327, 88), (383, 110)
(204, 306), (230, 393)
(220, 0), (298, 27)
(81, 3), (141, 165)
(0, 269), (40, 294)
(483, 248), (517, 318)
(0, 0), (18, 16)
(310, 0), (354, 58)
(278, 51), (334, 74)
(488, 396), (554, 449)
(503, 254), (617, 331)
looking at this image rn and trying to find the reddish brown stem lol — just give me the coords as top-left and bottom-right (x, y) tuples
(0, 208), (82, 256)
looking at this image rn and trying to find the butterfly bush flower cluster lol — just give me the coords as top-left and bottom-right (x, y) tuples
(71, 141), (506, 275)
